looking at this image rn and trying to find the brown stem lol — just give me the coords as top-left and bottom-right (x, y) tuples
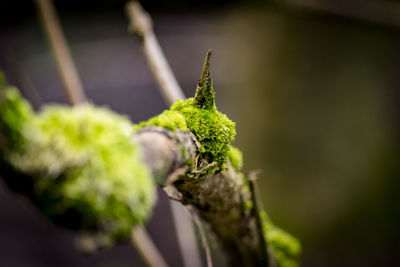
(34, 0), (86, 106)
(125, 1), (185, 106)
(131, 227), (170, 267)
(134, 127), (270, 267)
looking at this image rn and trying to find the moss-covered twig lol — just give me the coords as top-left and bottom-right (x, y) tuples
(126, 2), (203, 267)
(134, 50), (301, 266)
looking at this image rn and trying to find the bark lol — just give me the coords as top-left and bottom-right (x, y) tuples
(134, 126), (269, 267)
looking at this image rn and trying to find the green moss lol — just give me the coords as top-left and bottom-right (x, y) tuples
(135, 98), (236, 167)
(0, 88), (33, 151)
(261, 212), (301, 267)
(135, 51), (236, 168)
(227, 145), (243, 170)
(134, 110), (187, 132)
(0, 88), (156, 246)
(171, 98), (235, 166)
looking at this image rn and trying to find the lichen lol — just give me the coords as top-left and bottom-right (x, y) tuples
(261, 211), (302, 267)
(227, 145), (243, 170)
(0, 87), (156, 247)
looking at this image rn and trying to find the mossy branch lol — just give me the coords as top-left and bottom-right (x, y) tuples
(0, 2), (302, 266)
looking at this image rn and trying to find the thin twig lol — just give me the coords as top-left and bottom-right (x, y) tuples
(126, 2), (203, 267)
(131, 227), (170, 267)
(34, 1), (169, 266)
(126, 1), (185, 106)
(34, 0), (86, 106)
(189, 207), (213, 267)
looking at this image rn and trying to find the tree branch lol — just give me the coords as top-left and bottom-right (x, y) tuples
(134, 126), (270, 267)
(126, 1), (185, 106)
(34, 0), (86, 106)
(131, 227), (169, 267)
(33, 1), (168, 266)
(126, 2), (203, 267)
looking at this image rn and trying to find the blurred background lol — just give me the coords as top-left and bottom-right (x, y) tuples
(0, 0), (399, 266)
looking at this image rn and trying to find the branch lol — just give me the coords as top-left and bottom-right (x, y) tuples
(126, 1), (185, 106)
(131, 227), (169, 267)
(126, 3), (203, 267)
(34, 0), (86, 105)
(134, 126), (270, 267)
(33, 1), (169, 266)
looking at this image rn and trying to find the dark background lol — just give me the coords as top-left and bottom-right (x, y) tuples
(1, 0), (399, 266)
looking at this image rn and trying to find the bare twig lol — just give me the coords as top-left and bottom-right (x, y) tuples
(131, 227), (170, 267)
(126, 1), (185, 106)
(126, 2), (203, 267)
(34, 0), (86, 105)
(189, 207), (213, 267)
(34, 1), (169, 266)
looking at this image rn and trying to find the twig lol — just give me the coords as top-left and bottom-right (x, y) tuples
(189, 207), (213, 267)
(125, 1), (185, 106)
(126, 2), (203, 267)
(131, 227), (170, 267)
(34, 1), (169, 266)
(34, 0), (86, 106)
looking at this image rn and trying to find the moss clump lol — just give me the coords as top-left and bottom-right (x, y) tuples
(0, 88), (156, 247)
(227, 145), (243, 170)
(174, 98), (236, 166)
(261, 212), (301, 267)
(134, 110), (187, 132)
(0, 87), (33, 152)
(135, 50), (236, 168)
(136, 97), (236, 167)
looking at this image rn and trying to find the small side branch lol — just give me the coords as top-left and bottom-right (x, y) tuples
(126, 1), (185, 106)
(34, 0), (86, 106)
(126, 3), (203, 267)
(131, 227), (170, 267)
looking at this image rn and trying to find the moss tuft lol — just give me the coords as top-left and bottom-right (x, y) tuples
(0, 88), (156, 246)
(261, 212), (301, 267)
(134, 110), (187, 132)
(227, 145), (243, 170)
(136, 98), (236, 167)
(0, 88), (33, 151)
(171, 98), (235, 166)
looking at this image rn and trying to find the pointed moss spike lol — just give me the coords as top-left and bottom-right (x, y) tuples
(194, 49), (215, 110)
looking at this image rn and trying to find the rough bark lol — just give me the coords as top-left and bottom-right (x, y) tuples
(134, 126), (269, 267)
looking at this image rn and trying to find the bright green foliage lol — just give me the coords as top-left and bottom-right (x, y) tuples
(135, 50), (236, 167)
(227, 145), (243, 170)
(0, 87), (33, 152)
(261, 212), (302, 267)
(173, 98), (235, 166)
(0, 88), (155, 247)
(134, 110), (187, 132)
(136, 97), (236, 167)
